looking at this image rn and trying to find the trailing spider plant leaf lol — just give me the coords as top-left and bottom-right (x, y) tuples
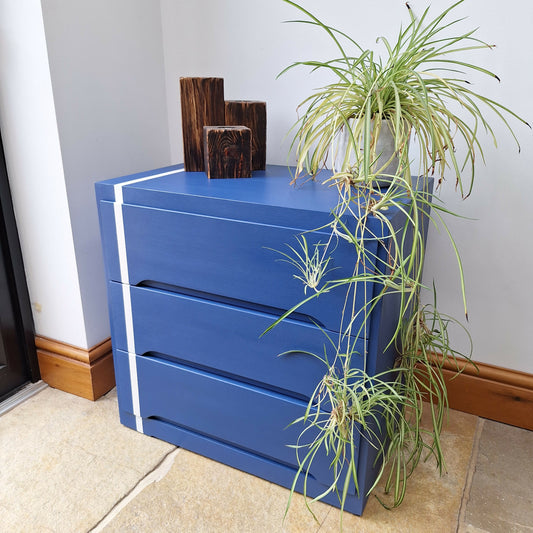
(270, 0), (529, 521)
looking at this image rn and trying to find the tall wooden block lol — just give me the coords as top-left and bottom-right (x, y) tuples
(225, 100), (266, 170)
(180, 77), (225, 171)
(203, 126), (251, 179)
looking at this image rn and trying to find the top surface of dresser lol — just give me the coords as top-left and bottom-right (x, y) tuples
(95, 164), (409, 234)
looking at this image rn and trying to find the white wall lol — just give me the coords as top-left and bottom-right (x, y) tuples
(40, 0), (171, 348)
(410, 0), (533, 374)
(0, 0), (87, 347)
(0, 0), (171, 350)
(161, 0), (339, 164)
(160, 0), (533, 374)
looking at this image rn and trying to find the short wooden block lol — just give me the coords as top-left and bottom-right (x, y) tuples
(203, 126), (252, 179)
(225, 100), (267, 170)
(180, 77), (225, 172)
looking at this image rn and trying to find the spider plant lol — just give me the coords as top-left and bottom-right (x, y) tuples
(267, 0), (528, 520)
(280, 0), (528, 196)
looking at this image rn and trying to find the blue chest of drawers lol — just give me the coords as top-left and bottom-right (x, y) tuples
(96, 164), (423, 515)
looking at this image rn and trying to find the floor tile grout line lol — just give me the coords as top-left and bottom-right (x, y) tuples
(315, 505), (332, 532)
(88, 446), (182, 533)
(456, 417), (485, 533)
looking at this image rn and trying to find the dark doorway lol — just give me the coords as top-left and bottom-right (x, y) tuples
(0, 132), (39, 402)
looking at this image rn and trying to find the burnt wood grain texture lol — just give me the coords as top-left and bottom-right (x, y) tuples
(180, 77), (225, 171)
(203, 126), (252, 179)
(225, 100), (266, 170)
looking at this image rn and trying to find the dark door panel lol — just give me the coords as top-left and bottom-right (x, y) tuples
(0, 131), (39, 401)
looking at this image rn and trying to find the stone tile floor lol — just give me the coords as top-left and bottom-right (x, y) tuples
(0, 385), (531, 532)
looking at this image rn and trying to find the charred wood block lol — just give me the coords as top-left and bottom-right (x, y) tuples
(203, 126), (252, 179)
(180, 77), (225, 172)
(225, 100), (266, 170)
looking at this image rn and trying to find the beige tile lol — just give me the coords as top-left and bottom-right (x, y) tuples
(102, 448), (330, 533)
(0, 502), (54, 533)
(0, 387), (175, 533)
(7, 445), (142, 532)
(0, 386), (481, 533)
(318, 408), (478, 532)
(65, 389), (176, 475)
(441, 405), (481, 438)
(458, 524), (491, 533)
(463, 420), (533, 533)
(103, 408), (478, 533)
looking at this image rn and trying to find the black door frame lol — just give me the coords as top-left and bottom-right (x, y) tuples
(0, 131), (40, 392)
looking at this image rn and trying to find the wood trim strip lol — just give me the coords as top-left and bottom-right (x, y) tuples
(423, 355), (533, 431)
(429, 353), (533, 390)
(441, 368), (533, 431)
(35, 335), (115, 401)
(35, 335), (112, 364)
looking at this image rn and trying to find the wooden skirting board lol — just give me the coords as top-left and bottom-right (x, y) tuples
(425, 354), (533, 431)
(35, 335), (115, 401)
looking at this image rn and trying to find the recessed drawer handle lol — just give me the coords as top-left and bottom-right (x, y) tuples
(148, 415), (319, 477)
(138, 280), (325, 327)
(140, 351), (319, 404)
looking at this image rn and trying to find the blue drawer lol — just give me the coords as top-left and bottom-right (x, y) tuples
(114, 348), (360, 491)
(108, 281), (365, 400)
(99, 200), (381, 334)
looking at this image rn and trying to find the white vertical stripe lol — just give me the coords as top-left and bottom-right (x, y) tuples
(112, 167), (185, 434)
(129, 352), (143, 434)
(121, 281), (136, 354)
(114, 202), (130, 285)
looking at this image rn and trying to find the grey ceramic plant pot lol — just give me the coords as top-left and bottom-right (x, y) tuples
(330, 119), (407, 187)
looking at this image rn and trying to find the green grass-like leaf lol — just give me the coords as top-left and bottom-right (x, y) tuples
(273, 0), (527, 524)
